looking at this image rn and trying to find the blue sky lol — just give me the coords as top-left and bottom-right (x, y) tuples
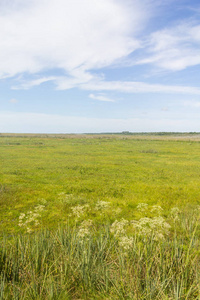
(1, 0), (200, 133)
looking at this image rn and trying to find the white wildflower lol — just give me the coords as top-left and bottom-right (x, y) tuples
(71, 204), (90, 219)
(71, 205), (86, 218)
(35, 205), (45, 212)
(19, 213), (25, 220)
(18, 221), (24, 227)
(80, 219), (93, 227)
(114, 208), (122, 215)
(95, 201), (110, 210)
(151, 205), (163, 216)
(18, 203), (46, 232)
(26, 227), (32, 234)
(110, 219), (129, 237)
(119, 236), (134, 251)
(39, 198), (47, 204)
(77, 219), (93, 241)
(131, 216), (170, 239)
(77, 227), (90, 239)
(154, 233), (164, 240)
(84, 204), (90, 209)
(171, 207), (180, 214)
(35, 220), (39, 226)
(58, 192), (65, 196)
(136, 203), (148, 212)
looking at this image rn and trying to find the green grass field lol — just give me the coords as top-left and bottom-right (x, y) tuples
(1, 134), (200, 232)
(1, 134), (200, 299)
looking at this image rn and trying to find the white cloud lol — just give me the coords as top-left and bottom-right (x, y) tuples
(139, 22), (200, 71)
(80, 80), (200, 95)
(89, 93), (115, 102)
(1, 0), (200, 95)
(12, 73), (200, 95)
(0, 0), (147, 80)
(12, 76), (57, 90)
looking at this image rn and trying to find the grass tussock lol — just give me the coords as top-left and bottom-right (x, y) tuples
(1, 207), (200, 299)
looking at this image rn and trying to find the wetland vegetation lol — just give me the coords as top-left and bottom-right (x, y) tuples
(1, 134), (200, 299)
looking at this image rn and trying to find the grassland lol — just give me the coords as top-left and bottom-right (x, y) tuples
(1, 134), (200, 232)
(1, 134), (200, 299)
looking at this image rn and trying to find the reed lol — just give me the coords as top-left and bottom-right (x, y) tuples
(1, 208), (200, 299)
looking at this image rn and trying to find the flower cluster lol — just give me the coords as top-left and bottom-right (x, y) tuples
(136, 203), (148, 212)
(77, 219), (93, 242)
(110, 219), (129, 238)
(114, 207), (122, 215)
(150, 205), (163, 216)
(137, 203), (163, 217)
(110, 219), (134, 252)
(95, 200), (110, 210)
(38, 198), (47, 205)
(118, 236), (134, 251)
(70, 204), (90, 219)
(131, 216), (170, 240)
(18, 204), (45, 233)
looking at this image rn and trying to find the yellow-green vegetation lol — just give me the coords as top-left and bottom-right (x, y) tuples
(1, 134), (200, 232)
(1, 134), (200, 298)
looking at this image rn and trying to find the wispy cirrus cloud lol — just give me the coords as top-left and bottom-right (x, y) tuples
(53, 78), (200, 95)
(81, 80), (200, 95)
(138, 21), (200, 71)
(89, 94), (115, 102)
(13, 73), (200, 95)
(12, 76), (57, 90)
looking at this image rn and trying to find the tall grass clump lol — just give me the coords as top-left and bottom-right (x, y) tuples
(1, 206), (200, 299)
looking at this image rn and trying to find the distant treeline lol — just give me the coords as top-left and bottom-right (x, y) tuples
(89, 131), (200, 136)
(0, 132), (200, 138)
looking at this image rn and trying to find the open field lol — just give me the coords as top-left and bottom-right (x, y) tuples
(1, 134), (200, 233)
(1, 134), (200, 299)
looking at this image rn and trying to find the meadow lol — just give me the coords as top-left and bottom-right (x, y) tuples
(1, 134), (200, 299)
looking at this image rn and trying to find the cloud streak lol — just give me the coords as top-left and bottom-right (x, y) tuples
(89, 94), (115, 102)
(81, 80), (200, 95)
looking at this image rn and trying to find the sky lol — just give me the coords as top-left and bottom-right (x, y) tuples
(0, 0), (200, 133)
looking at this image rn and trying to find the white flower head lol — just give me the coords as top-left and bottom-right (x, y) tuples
(71, 205), (87, 218)
(18, 203), (46, 232)
(136, 203), (148, 212)
(95, 200), (110, 210)
(19, 213), (25, 220)
(131, 216), (170, 239)
(110, 218), (129, 237)
(151, 205), (163, 215)
(119, 236), (134, 251)
(77, 219), (93, 241)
